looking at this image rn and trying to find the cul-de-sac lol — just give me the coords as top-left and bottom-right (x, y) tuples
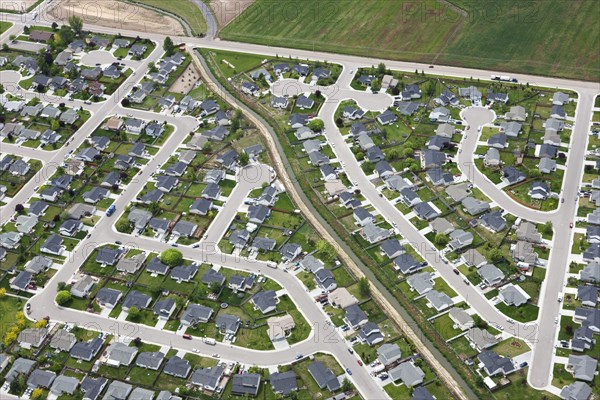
(0, 1), (598, 400)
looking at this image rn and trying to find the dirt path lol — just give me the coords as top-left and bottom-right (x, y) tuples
(190, 48), (469, 400)
(46, 0), (185, 36)
(168, 63), (201, 95)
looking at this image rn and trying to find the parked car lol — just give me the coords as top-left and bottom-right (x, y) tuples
(183, 334), (192, 340)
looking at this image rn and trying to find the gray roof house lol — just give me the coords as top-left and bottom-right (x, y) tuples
(559, 381), (592, 400)
(308, 361), (340, 392)
(170, 264), (199, 283)
(122, 290), (152, 311)
(462, 196), (490, 215)
(478, 264), (505, 286)
(380, 239), (405, 259)
(106, 342), (138, 367)
(27, 369), (56, 389)
(191, 365), (225, 391)
(480, 211), (507, 232)
(136, 351), (165, 370)
(70, 337), (103, 361)
(80, 376), (107, 400)
(102, 380), (132, 400)
(566, 355), (597, 382)
(154, 298), (177, 319)
(215, 314), (241, 335)
(425, 290), (453, 311)
(389, 362), (425, 387)
(231, 373), (261, 397)
(163, 356), (191, 378)
(270, 371), (298, 396)
(407, 272), (434, 295)
(478, 350), (514, 376)
(576, 285), (598, 307)
(5, 358), (35, 383)
(50, 329), (76, 351)
(41, 233), (64, 255)
(96, 288), (123, 308)
(202, 268), (226, 286)
(181, 303), (214, 326)
(251, 290), (278, 314)
(467, 327), (498, 351)
(499, 284), (530, 306)
(50, 375), (79, 396)
(393, 253), (423, 275)
(344, 304), (368, 329)
(377, 343), (402, 366)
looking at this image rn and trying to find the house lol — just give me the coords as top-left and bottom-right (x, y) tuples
(377, 109), (397, 125)
(385, 175), (411, 192)
(280, 243), (302, 262)
(375, 160), (394, 178)
(95, 288), (123, 308)
(502, 121), (522, 137)
(502, 166), (526, 185)
(202, 268), (226, 287)
(436, 123), (455, 138)
(257, 185), (279, 206)
(80, 376), (107, 400)
(529, 181), (550, 200)
(459, 86), (482, 102)
(516, 221), (542, 243)
(413, 201), (439, 221)
(358, 75), (374, 86)
(422, 149), (446, 169)
(539, 144), (558, 159)
(308, 361), (340, 392)
(511, 240), (539, 265)
(273, 63), (290, 74)
(343, 106), (365, 120)
(566, 355), (597, 382)
(163, 356), (191, 379)
(231, 373), (261, 397)
(124, 118), (147, 134)
(201, 182), (221, 200)
(171, 264), (199, 283)
(25, 255), (52, 274)
(96, 247), (120, 266)
(339, 191), (361, 208)
(488, 133), (507, 148)
(9, 159), (30, 176)
(559, 381), (592, 400)
(102, 381), (132, 400)
(366, 146), (385, 162)
(467, 327), (498, 351)
(315, 268), (337, 291)
(446, 183), (470, 202)
(10, 271), (32, 291)
(487, 90), (508, 103)
(505, 105), (526, 121)
(289, 113), (309, 128)
(41, 234), (64, 255)
(344, 304), (368, 329)
(400, 187), (421, 207)
(50, 375), (79, 396)
(156, 175), (179, 192)
(480, 211), (507, 232)
(478, 351), (514, 376)
(431, 217), (455, 235)
(129, 44), (147, 57)
(448, 308), (474, 331)
(271, 96), (289, 109)
(18, 328), (48, 348)
(551, 104), (566, 119)
(154, 298), (176, 319)
(60, 109), (79, 124)
(29, 30), (54, 42)
(16, 214), (39, 235)
(59, 219), (83, 237)
(353, 207), (374, 226)
(70, 337), (103, 361)
(586, 225), (600, 243)
(356, 133), (374, 150)
(215, 314), (241, 335)
(389, 362), (425, 387)
(229, 229), (250, 249)
(359, 321), (384, 345)
(270, 371), (297, 396)
(539, 157), (557, 174)
(128, 208), (152, 231)
(70, 275), (94, 298)
(377, 343), (402, 366)
(204, 169), (226, 185)
(76, 147), (100, 163)
(0, 231), (22, 249)
(146, 123), (165, 138)
(217, 150), (238, 170)
(172, 220), (197, 238)
(448, 229), (473, 250)
(479, 264), (505, 286)
(191, 365), (225, 391)
(242, 81), (259, 96)
(580, 262), (600, 283)
(27, 369), (56, 389)
(574, 308), (599, 332)
(136, 351), (165, 370)
(427, 166), (453, 185)
(190, 198), (212, 215)
(122, 290), (151, 311)
(5, 358), (35, 383)
(380, 239), (405, 259)
(499, 284), (530, 306)
(435, 91), (458, 107)
(427, 135), (451, 150)
(425, 290), (453, 311)
(181, 303), (214, 326)
(300, 254), (325, 273)
(252, 290), (278, 314)
(248, 204), (270, 224)
(576, 285), (598, 307)
(106, 342), (138, 367)
(129, 142), (146, 158)
(328, 287), (358, 308)
(361, 222), (392, 243)
(165, 161), (187, 177)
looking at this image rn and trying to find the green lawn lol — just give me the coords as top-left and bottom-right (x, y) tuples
(0, 21), (12, 34)
(133, 0), (207, 36)
(496, 302), (539, 322)
(490, 337), (530, 358)
(221, 0), (599, 81)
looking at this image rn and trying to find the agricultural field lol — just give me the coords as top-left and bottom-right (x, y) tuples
(220, 0), (599, 81)
(131, 0), (207, 36)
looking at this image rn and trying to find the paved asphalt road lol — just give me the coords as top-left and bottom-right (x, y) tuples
(1, 6), (598, 394)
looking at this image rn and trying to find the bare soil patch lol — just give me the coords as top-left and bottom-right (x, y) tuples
(208, 0), (255, 27)
(168, 63), (201, 95)
(46, 0), (184, 35)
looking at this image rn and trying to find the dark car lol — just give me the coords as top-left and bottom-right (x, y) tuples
(453, 269), (460, 275)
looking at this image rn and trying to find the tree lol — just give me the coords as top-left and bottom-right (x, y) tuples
(160, 249), (183, 267)
(335, 117), (343, 127)
(0, 288), (5, 298)
(370, 79), (381, 92)
(51, 22), (58, 30)
(209, 282), (222, 295)
(57, 281), (67, 291)
(434, 233), (449, 246)
(14, 203), (24, 214)
(239, 151), (250, 166)
(543, 221), (553, 235)
(163, 36), (175, 56)
(115, 219), (131, 233)
(308, 119), (324, 132)
(128, 306), (140, 320)
(0, 84), (4, 94)
(377, 62), (386, 76)
(358, 277), (370, 297)
(31, 388), (44, 399)
(341, 378), (352, 392)
(35, 319), (48, 328)
(50, 119), (60, 131)
(425, 80), (436, 97)
(55, 290), (72, 306)
(489, 248), (503, 263)
(68, 16), (83, 35)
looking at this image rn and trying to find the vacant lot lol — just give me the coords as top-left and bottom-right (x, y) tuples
(131, 0), (207, 35)
(209, 0), (256, 27)
(48, 0), (184, 35)
(220, 0), (600, 81)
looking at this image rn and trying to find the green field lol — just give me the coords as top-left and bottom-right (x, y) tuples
(131, 0), (207, 36)
(220, 0), (600, 81)
(0, 22), (12, 34)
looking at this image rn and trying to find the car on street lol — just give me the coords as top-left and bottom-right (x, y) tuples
(554, 317), (559, 324)
(569, 222), (573, 228)
(348, 348), (354, 354)
(453, 269), (460, 275)
(183, 334), (192, 340)
(192, 244), (199, 248)
(171, 243), (179, 247)
(115, 241), (122, 245)
(345, 368), (352, 375)
(357, 360), (363, 366)
(295, 354), (303, 360)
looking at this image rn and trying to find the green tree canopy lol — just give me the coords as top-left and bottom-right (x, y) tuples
(160, 249), (183, 267)
(55, 290), (72, 306)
